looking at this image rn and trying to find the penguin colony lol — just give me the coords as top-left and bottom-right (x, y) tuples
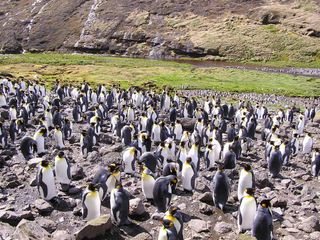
(0, 77), (319, 240)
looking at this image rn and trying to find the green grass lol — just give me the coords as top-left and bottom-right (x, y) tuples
(0, 53), (319, 97)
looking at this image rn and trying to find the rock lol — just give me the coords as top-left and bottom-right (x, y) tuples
(199, 203), (213, 215)
(131, 232), (152, 240)
(37, 218), (57, 233)
(214, 221), (233, 234)
(0, 110), (9, 120)
(255, 172), (273, 188)
(151, 212), (165, 220)
(3, 173), (21, 188)
(75, 214), (112, 240)
(0, 222), (15, 238)
(198, 192), (213, 205)
(0, 210), (33, 226)
(310, 231), (320, 240)
(188, 219), (210, 233)
(129, 198), (146, 215)
(34, 199), (54, 215)
(281, 179), (292, 188)
(72, 166), (85, 180)
(13, 219), (51, 240)
(68, 187), (82, 195)
(52, 230), (73, 240)
(273, 197), (288, 208)
(87, 151), (101, 163)
(297, 216), (320, 233)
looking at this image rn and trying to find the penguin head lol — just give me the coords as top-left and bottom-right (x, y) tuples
(245, 188), (255, 196)
(108, 163), (119, 174)
(260, 199), (272, 208)
(40, 160), (50, 168)
(168, 205), (179, 215)
(207, 144), (213, 150)
(169, 176), (178, 186)
(242, 163), (252, 172)
(55, 125), (61, 131)
(39, 127), (47, 135)
(115, 182), (123, 190)
(186, 157), (192, 164)
(57, 151), (64, 158)
(88, 183), (98, 192)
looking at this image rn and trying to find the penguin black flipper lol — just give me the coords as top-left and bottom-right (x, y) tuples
(190, 162), (197, 189)
(238, 197), (243, 225)
(38, 170), (48, 198)
(67, 160), (71, 180)
(205, 151), (210, 169)
(251, 171), (256, 189)
(82, 192), (89, 219)
(131, 157), (136, 172)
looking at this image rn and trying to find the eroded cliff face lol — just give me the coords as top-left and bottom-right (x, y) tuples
(1, 0), (320, 61)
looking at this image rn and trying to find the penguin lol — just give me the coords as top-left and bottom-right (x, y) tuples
(121, 124), (134, 146)
(181, 157), (197, 192)
(311, 149), (320, 178)
(37, 160), (57, 201)
(80, 130), (90, 158)
(212, 164), (230, 211)
(33, 127), (47, 155)
(238, 188), (257, 232)
(188, 142), (200, 171)
(177, 141), (188, 172)
(268, 145), (283, 178)
(110, 183), (130, 226)
(238, 163), (255, 201)
(153, 175), (177, 212)
(0, 122), (8, 149)
(173, 120), (183, 141)
(0, 91), (7, 107)
(162, 162), (178, 177)
(72, 104), (82, 123)
(20, 136), (37, 160)
(280, 140), (291, 166)
(54, 151), (71, 191)
(141, 164), (156, 200)
(62, 118), (72, 140)
(122, 147), (137, 175)
(223, 147), (236, 169)
(92, 164), (121, 201)
(151, 122), (161, 142)
(302, 133), (313, 154)
(163, 206), (184, 240)
(290, 133), (299, 156)
(53, 125), (65, 149)
(9, 105), (17, 121)
(82, 183), (101, 221)
(139, 152), (158, 173)
(252, 199), (273, 240)
(158, 218), (178, 240)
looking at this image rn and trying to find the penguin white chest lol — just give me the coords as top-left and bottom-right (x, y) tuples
(84, 192), (101, 221)
(123, 151), (134, 174)
(182, 166), (194, 191)
(142, 175), (155, 199)
(238, 197), (257, 230)
(40, 168), (57, 200)
(55, 159), (70, 184)
(238, 171), (253, 200)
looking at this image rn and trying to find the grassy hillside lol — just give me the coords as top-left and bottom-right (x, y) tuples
(0, 53), (319, 97)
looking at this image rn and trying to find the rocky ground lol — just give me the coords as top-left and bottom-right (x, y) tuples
(0, 89), (319, 240)
(0, 0), (320, 62)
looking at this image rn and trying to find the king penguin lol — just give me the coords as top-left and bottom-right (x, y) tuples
(238, 163), (255, 201)
(302, 133), (313, 154)
(163, 206), (184, 240)
(37, 160), (57, 201)
(252, 199), (273, 240)
(122, 146), (137, 175)
(33, 127), (46, 155)
(110, 183), (130, 226)
(212, 164), (230, 211)
(20, 136), (37, 160)
(54, 151), (71, 191)
(311, 148), (320, 178)
(153, 175), (177, 212)
(268, 145), (283, 178)
(53, 125), (65, 149)
(158, 218), (178, 240)
(238, 188), (257, 232)
(181, 157), (197, 192)
(141, 164), (156, 200)
(82, 183), (101, 221)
